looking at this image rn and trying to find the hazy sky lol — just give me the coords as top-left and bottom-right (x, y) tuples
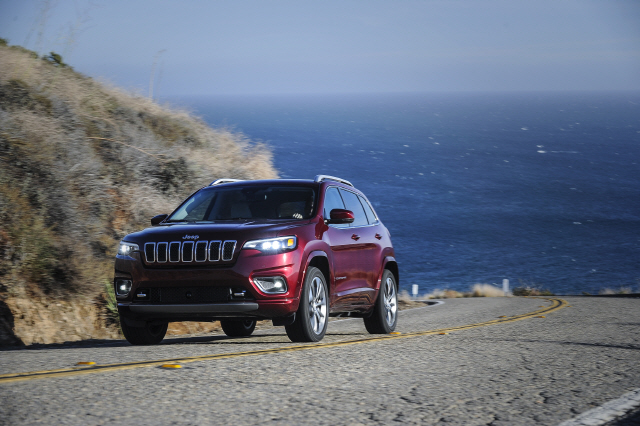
(1, 0), (639, 96)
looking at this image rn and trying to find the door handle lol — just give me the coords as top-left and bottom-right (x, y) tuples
(375, 233), (382, 240)
(351, 234), (360, 241)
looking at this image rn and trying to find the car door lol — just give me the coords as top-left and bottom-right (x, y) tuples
(356, 194), (385, 300)
(322, 186), (357, 309)
(337, 188), (380, 305)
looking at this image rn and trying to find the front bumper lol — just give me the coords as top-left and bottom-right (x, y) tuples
(124, 302), (259, 315)
(117, 297), (297, 321)
(115, 248), (303, 322)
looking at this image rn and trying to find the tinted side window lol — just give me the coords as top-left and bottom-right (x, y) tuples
(323, 187), (348, 228)
(339, 189), (368, 227)
(358, 195), (378, 224)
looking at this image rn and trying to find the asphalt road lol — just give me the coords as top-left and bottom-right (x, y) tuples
(0, 296), (638, 426)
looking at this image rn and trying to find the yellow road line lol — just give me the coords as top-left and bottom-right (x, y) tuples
(0, 297), (567, 385)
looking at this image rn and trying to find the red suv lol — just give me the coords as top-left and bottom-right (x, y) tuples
(114, 175), (398, 344)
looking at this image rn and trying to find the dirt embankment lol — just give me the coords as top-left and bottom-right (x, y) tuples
(0, 43), (277, 346)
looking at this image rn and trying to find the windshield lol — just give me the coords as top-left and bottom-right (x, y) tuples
(167, 185), (317, 222)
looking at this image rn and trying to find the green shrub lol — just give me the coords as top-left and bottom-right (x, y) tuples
(42, 51), (68, 68)
(103, 280), (119, 326)
(512, 286), (554, 296)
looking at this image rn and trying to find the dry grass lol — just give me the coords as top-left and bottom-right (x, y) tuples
(401, 283), (510, 300)
(419, 284), (505, 299)
(599, 287), (634, 295)
(471, 283), (506, 297)
(0, 43), (278, 305)
(397, 290), (430, 309)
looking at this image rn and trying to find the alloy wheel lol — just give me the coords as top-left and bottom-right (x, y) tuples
(308, 276), (327, 334)
(383, 277), (397, 327)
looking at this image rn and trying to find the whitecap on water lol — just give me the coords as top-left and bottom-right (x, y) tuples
(521, 127), (529, 130)
(537, 150), (547, 153)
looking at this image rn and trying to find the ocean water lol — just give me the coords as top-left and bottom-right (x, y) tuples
(172, 92), (640, 295)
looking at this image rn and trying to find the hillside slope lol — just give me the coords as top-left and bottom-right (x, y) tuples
(0, 44), (278, 345)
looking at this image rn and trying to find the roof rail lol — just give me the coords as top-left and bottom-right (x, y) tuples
(209, 179), (244, 186)
(314, 175), (354, 187)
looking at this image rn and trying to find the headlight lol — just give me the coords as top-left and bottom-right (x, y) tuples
(242, 236), (297, 254)
(118, 242), (139, 256)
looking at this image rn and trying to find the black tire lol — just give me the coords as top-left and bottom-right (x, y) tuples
(285, 266), (329, 342)
(220, 319), (256, 337)
(120, 318), (168, 345)
(364, 270), (398, 334)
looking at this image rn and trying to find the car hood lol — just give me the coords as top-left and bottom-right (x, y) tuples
(122, 220), (310, 246)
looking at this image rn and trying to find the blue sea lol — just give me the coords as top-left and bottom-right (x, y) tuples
(171, 92), (640, 296)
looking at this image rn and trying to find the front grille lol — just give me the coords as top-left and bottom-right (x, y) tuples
(146, 286), (231, 304)
(143, 240), (237, 265)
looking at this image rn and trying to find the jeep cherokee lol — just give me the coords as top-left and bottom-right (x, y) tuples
(114, 175), (398, 344)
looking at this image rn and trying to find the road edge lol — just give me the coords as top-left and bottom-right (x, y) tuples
(557, 388), (640, 426)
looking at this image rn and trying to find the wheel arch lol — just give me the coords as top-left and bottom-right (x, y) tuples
(300, 251), (331, 298)
(382, 257), (399, 290)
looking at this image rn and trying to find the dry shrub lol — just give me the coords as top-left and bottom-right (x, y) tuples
(599, 287), (633, 295)
(423, 288), (466, 299)
(396, 290), (429, 309)
(0, 43), (278, 304)
(471, 283), (505, 297)
(420, 283), (507, 299)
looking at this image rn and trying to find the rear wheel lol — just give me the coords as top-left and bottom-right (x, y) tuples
(220, 319), (256, 337)
(120, 318), (168, 345)
(285, 266), (328, 342)
(364, 270), (398, 334)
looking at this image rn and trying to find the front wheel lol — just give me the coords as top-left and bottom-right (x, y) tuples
(220, 320), (256, 337)
(285, 266), (328, 342)
(364, 270), (398, 334)
(120, 318), (168, 345)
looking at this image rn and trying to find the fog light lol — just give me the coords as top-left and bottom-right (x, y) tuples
(253, 276), (287, 294)
(115, 279), (132, 296)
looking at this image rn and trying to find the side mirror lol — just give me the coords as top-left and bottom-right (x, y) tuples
(327, 209), (354, 224)
(151, 214), (168, 226)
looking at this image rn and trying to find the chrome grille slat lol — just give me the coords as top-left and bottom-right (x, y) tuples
(157, 242), (168, 263)
(182, 241), (194, 262)
(169, 242), (180, 262)
(195, 241), (208, 262)
(144, 243), (156, 263)
(222, 240), (236, 261)
(209, 241), (221, 261)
